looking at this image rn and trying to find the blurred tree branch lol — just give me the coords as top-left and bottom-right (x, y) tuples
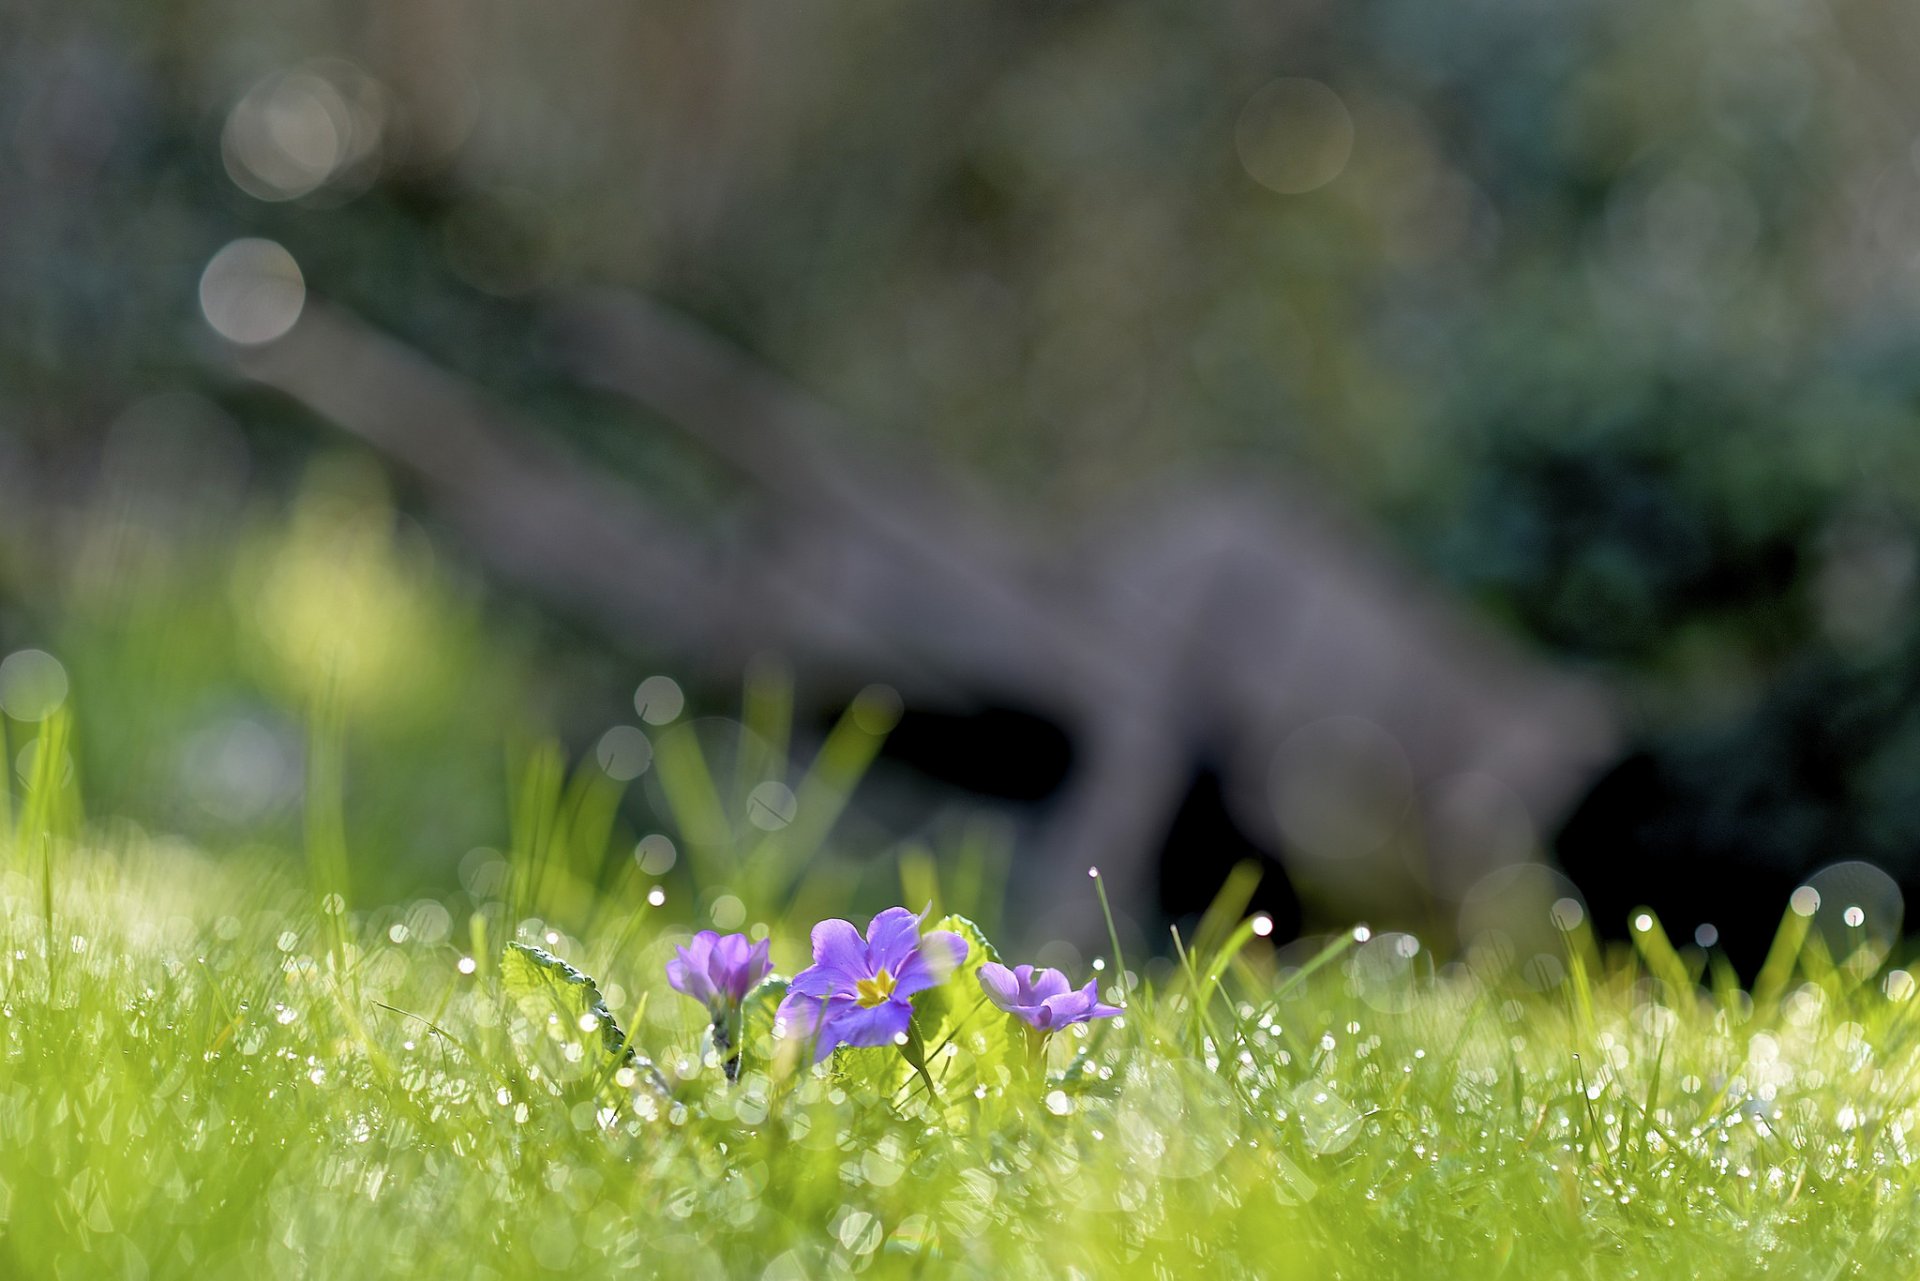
(227, 297), (1617, 934)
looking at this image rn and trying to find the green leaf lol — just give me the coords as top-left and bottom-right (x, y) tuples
(500, 943), (665, 1092)
(735, 975), (789, 1075)
(905, 914), (1022, 1095)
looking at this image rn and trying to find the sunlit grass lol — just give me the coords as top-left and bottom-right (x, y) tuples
(3, 703), (1920, 1279)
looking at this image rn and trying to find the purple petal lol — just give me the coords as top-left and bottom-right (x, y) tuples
(892, 929), (968, 999)
(809, 918), (870, 981)
(664, 954), (694, 997)
(819, 997), (913, 1057)
(1080, 979), (1124, 1019)
(710, 934), (754, 999)
(747, 936), (773, 981)
(666, 949), (716, 1006)
(977, 962), (1022, 1010)
(788, 962), (840, 999)
(1037, 990), (1093, 1029)
(864, 907), (925, 974)
(1027, 967), (1072, 1002)
(919, 930), (968, 979)
(775, 989), (826, 1037)
(889, 949), (934, 999)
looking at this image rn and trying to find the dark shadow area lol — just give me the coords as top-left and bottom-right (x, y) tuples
(877, 703), (1074, 804)
(1155, 765), (1302, 944)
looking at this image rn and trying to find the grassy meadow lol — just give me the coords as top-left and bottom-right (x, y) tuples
(4, 707), (1920, 1279)
(2, 484), (1917, 1279)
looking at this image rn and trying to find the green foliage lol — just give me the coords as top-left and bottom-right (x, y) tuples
(9, 821), (1920, 1278)
(907, 913), (1023, 1095)
(499, 942), (640, 1078)
(737, 974), (789, 1076)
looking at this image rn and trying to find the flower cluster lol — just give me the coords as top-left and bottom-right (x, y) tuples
(777, 907), (968, 1062)
(977, 963), (1122, 1030)
(665, 930), (772, 1017)
(665, 930), (773, 1079)
(665, 906), (1122, 1072)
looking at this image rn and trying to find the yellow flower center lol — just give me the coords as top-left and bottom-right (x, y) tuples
(854, 968), (897, 1008)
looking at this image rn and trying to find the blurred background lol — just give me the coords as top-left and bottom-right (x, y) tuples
(6, 0), (1920, 970)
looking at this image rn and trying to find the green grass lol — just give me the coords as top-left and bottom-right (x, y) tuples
(5, 704), (1920, 1279)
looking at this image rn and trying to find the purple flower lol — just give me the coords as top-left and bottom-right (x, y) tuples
(776, 907), (968, 1063)
(978, 963), (1122, 1031)
(666, 931), (773, 1017)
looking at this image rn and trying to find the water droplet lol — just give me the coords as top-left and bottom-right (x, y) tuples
(1251, 914), (1274, 938)
(1790, 886), (1820, 917)
(647, 887), (666, 907)
(1633, 913), (1654, 933)
(1844, 905), (1866, 928)
(456, 956), (477, 975)
(1352, 925), (1371, 943)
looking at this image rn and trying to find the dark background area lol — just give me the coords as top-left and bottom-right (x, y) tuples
(8, 0), (1920, 965)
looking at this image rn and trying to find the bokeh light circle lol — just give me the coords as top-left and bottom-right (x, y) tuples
(199, 238), (305, 344)
(595, 726), (653, 781)
(0, 650), (69, 722)
(1800, 861), (1902, 977)
(633, 675), (685, 726)
(1236, 78), (1355, 195)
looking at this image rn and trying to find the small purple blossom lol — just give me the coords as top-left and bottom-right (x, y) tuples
(776, 907), (968, 1062)
(977, 963), (1122, 1031)
(666, 931), (772, 1016)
